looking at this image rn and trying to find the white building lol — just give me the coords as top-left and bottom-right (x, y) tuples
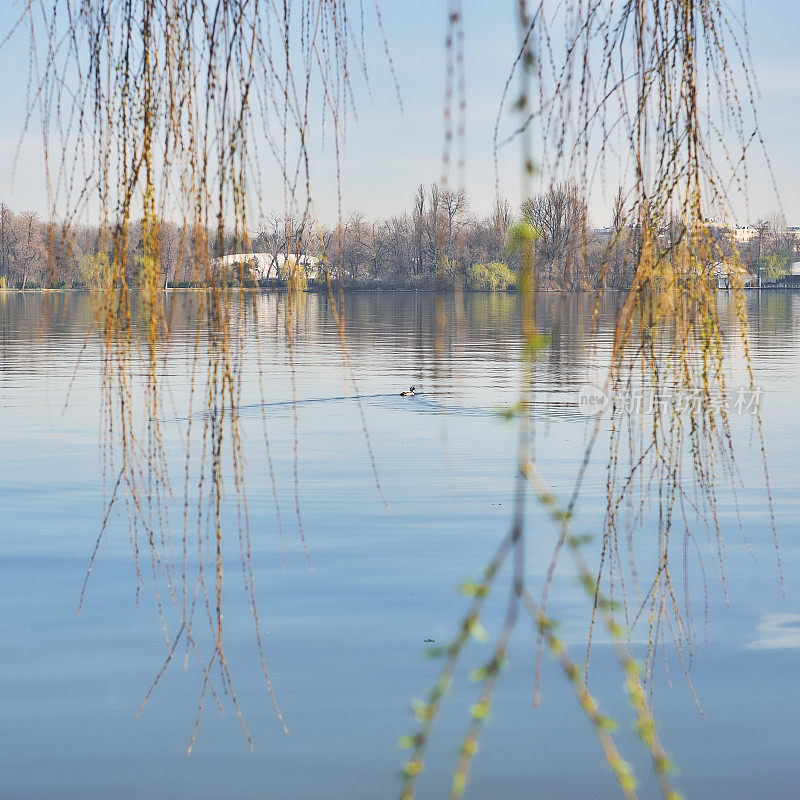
(705, 219), (760, 245)
(711, 261), (759, 289)
(731, 226), (759, 244)
(214, 252), (319, 281)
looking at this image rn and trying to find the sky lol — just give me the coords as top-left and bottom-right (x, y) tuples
(1, 0), (799, 227)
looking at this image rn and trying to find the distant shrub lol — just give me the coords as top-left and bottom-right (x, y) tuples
(77, 252), (112, 289)
(505, 220), (540, 252)
(466, 261), (516, 291)
(756, 252), (790, 281)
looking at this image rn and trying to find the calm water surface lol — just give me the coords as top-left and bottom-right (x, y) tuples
(1, 291), (798, 799)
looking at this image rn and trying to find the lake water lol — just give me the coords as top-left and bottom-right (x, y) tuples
(1, 290), (798, 799)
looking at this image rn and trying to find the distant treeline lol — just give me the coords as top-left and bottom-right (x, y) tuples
(0, 185), (796, 290)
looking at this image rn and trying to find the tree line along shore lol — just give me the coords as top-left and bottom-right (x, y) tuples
(1, 184), (796, 292)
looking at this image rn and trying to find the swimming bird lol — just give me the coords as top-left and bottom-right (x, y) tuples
(400, 385), (417, 397)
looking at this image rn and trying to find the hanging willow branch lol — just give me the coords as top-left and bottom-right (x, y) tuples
(19, 0), (391, 748)
(15, 0), (779, 793)
(401, 1), (778, 798)
(487, 0), (780, 689)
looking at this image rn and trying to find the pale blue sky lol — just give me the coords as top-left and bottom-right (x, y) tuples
(0, 1), (798, 226)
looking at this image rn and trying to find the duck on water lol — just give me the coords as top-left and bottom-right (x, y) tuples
(400, 386), (417, 397)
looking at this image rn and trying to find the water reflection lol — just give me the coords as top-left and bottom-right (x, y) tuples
(1, 289), (798, 800)
(748, 614), (800, 650)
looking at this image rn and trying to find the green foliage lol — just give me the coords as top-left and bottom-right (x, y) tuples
(756, 251), (790, 281)
(465, 261), (516, 291)
(133, 251), (156, 283)
(78, 252), (112, 289)
(505, 220), (541, 253)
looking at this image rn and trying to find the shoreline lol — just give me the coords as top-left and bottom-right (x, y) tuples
(2, 285), (800, 294)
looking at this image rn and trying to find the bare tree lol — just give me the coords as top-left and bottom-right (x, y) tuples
(14, 212), (46, 289)
(412, 185), (425, 277)
(521, 182), (586, 286)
